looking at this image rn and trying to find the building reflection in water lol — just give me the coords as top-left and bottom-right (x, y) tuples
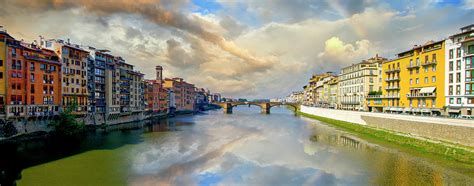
(309, 130), (455, 185)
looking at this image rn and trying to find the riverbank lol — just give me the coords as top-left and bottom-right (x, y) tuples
(297, 110), (474, 165)
(0, 105), (222, 144)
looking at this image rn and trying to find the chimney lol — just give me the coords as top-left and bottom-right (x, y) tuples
(67, 38), (70, 45)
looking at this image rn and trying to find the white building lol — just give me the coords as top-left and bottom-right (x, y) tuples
(445, 24), (474, 116)
(339, 55), (386, 111)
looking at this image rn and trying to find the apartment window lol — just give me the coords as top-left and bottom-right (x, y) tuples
(40, 64), (46, 70)
(432, 65), (436, 72)
(425, 55), (429, 63)
(449, 49), (454, 59)
(409, 59), (413, 66)
(30, 96), (34, 104)
(457, 98), (462, 104)
(449, 86), (453, 95)
(457, 47), (461, 58)
(432, 54), (436, 62)
(424, 66), (428, 72)
(0, 59), (3, 66)
(456, 73), (461, 83)
(416, 78), (419, 84)
(424, 77), (428, 83)
(449, 61), (453, 71)
(410, 70), (413, 75)
(449, 98), (454, 104)
(456, 85), (461, 95)
(416, 68), (419, 74)
(432, 76), (436, 83)
(416, 58), (420, 66)
(432, 98), (436, 107)
(457, 60), (461, 70)
(11, 48), (16, 56)
(30, 84), (35, 93)
(467, 57), (472, 69)
(410, 79), (413, 85)
(0, 72), (3, 79)
(449, 74), (453, 83)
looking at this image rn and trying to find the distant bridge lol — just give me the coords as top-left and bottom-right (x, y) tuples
(214, 102), (299, 114)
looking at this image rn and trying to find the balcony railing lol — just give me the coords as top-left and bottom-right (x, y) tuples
(385, 86), (400, 90)
(406, 64), (420, 69)
(406, 92), (436, 98)
(422, 60), (437, 66)
(385, 77), (400, 82)
(384, 68), (400, 73)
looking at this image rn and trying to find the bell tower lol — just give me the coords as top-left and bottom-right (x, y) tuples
(156, 66), (163, 81)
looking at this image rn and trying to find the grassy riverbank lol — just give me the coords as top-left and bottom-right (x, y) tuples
(297, 111), (474, 165)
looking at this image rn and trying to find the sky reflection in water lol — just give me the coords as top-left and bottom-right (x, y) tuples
(127, 106), (474, 185)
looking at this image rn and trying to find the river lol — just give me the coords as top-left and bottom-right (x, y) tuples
(1, 106), (473, 185)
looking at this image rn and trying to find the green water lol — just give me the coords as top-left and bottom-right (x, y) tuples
(1, 107), (473, 185)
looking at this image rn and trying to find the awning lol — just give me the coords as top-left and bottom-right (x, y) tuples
(420, 87), (436, 94)
(448, 109), (460, 113)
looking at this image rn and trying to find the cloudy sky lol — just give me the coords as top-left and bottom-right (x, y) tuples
(1, 0), (473, 98)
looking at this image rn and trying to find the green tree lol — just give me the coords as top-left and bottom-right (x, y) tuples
(48, 100), (85, 137)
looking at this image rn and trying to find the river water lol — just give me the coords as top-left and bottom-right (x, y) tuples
(2, 106), (474, 185)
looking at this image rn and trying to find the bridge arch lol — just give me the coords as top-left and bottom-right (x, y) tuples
(215, 102), (299, 114)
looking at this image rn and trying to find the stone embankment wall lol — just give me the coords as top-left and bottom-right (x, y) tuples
(300, 105), (474, 147)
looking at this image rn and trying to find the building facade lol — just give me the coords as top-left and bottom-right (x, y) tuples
(445, 24), (474, 116)
(41, 39), (89, 115)
(144, 66), (168, 114)
(117, 59), (144, 114)
(381, 40), (445, 115)
(163, 78), (195, 112)
(340, 55), (386, 111)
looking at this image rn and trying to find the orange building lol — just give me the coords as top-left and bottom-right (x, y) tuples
(22, 43), (62, 117)
(145, 66), (168, 113)
(3, 39), (62, 119)
(163, 77), (195, 112)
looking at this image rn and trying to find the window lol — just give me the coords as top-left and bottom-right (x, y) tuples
(424, 77), (428, 83)
(457, 60), (461, 70)
(30, 85), (35, 93)
(457, 47), (461, 58)
(432, 76), (436, 83)
(449, 49), (454, 59)
(424, 66), (428, 72)
(416, 78), (419, 84)
(416, 68), (419, 74)
(449, 86), (453, 95)
(456, 73), (461, 83)
(425, 55), (429, 63)
(432, 54), (436, 62)
(450, 98), (454, 104)
(40, 64), (46, 70)
(449, 74), (453, 83)
(449, 61), (454, 71)
(456, 85), (461, 95)
(0, 60), (3, 66)
(432, 65), (436, 72)
(0, 72), (3, 79)
(457, 98), (462, 104)
(410, 79), (413, 85)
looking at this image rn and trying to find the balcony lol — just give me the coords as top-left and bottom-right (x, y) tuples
(385, 86), (400, 90)
(421, 60), (437, 66)
(384, 94), (400, 99)
(385, 77), (400, 82)
(406, 64), (420, 69)
(384, 68), (400, 73)
(366, 95), (382, 99)
(406, 92), (436, 98)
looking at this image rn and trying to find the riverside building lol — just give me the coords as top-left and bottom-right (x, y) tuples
(340, 55), (386, 111)
(382, 40), (445, 115)
(145, 66), (169, 114)
(163, 78), (196, 112)
(445, 24), (474, 116)
(41, 38), (89, 115)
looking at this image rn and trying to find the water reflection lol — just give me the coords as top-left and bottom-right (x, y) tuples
(1, 106), (473, 185)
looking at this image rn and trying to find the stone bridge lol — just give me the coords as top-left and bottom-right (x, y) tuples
(214, 102), (299, 114)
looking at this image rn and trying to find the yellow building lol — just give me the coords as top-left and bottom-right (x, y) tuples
(381, 40), (445, 115)
(0, 27), (15, 115)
